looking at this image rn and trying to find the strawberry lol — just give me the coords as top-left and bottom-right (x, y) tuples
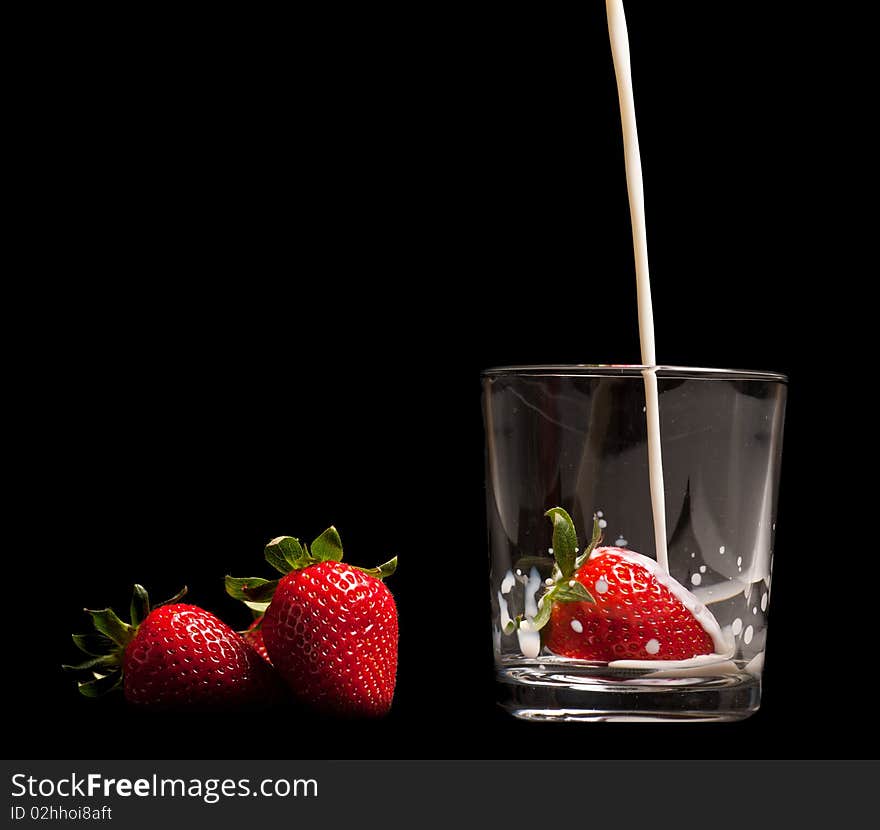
(243, 615), (271, 664)
(65, 585), (282, 707)
(505, 508), (723, 663)
(544, 547), (716, 661)
(227, 526), (398, 717)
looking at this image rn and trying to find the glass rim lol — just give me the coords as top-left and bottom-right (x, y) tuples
(481, 364), (788, 383)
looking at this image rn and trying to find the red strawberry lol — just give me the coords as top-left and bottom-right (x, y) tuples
(227, 527), (398, 717)
(66, 585), (282, 707)
(544, 547), (716, 661)
(506, 508), (723, 663)
(243, 615), (272, 664)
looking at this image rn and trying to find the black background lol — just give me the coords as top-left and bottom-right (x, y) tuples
(10, 4), (866, 759)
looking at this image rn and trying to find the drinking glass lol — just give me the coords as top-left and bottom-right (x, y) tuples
(483, 365), (787, 721)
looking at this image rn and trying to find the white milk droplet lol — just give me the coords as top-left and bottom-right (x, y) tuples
(498, 592), (512, 631)
(690, 552), (696, 559)
(645, 638), (660, 655)
(500, 570), (516, 595)
(752, 606), (758, 615)
(515, 568), (543, 658)
(736, 556), (743, 568)
(570, 619), (583, 634)
(598, 519), (608, 529)
(744, 651), (765, 676)
(719, 546), (726, 555)
(615, 537), (628, 547)
(594, 578), (609, 594)
(544, 578), (554, 587)
(548, 548), (553, 555)
(744, 625), (754, 645)
(524, 567), (541, 618)
(516, 569), (522, 576)
(699, 565), (707, 573)
(690, 573), (702, 586)
(761, 592), (768, 612)
(732, 618), (743, 636)
(517, 628), (541, 658)
(596, 511), (604, 518)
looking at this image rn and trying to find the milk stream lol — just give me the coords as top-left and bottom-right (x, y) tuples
(498, 4), (745, 672)
(606, 0), (669, 574)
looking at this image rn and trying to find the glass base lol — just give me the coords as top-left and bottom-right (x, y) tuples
(497, 664), (761, 723)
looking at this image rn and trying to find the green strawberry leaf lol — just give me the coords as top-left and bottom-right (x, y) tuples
(265, 545), (292, 574)
(244, 600), (270, 616)
(500, 581), (593, 640)
(310, 526), (344, 563)
(503, 602), (552, 636)
(530, 597), (553, 631)
(544, 507), (579, 580)
(589, 514), (602, 548)
(77, 670), (123, 698)
(575, 515), (603, 569)
(225, 576), (278, 603)
(503, 614), (523, 635)
(130, 584), (150, 627)
(154, 586), (188, 608)
(84, 608), (134, 648)
(72, 632), (113, 657)
(242, 579), (279, 602)
(265, 536), (311, 573)
(353, 556), (398, 579)
(551, 580), (596, 604)
(62, 655), (119, 675)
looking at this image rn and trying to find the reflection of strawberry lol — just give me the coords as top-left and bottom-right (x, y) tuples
(508, 508), (719, 663)
(545, 546), (715, 661)
(66, 585), (282, 706)
(227, 527), (398, 717)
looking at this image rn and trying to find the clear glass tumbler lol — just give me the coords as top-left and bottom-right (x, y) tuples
(483, 365), (787, 722)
